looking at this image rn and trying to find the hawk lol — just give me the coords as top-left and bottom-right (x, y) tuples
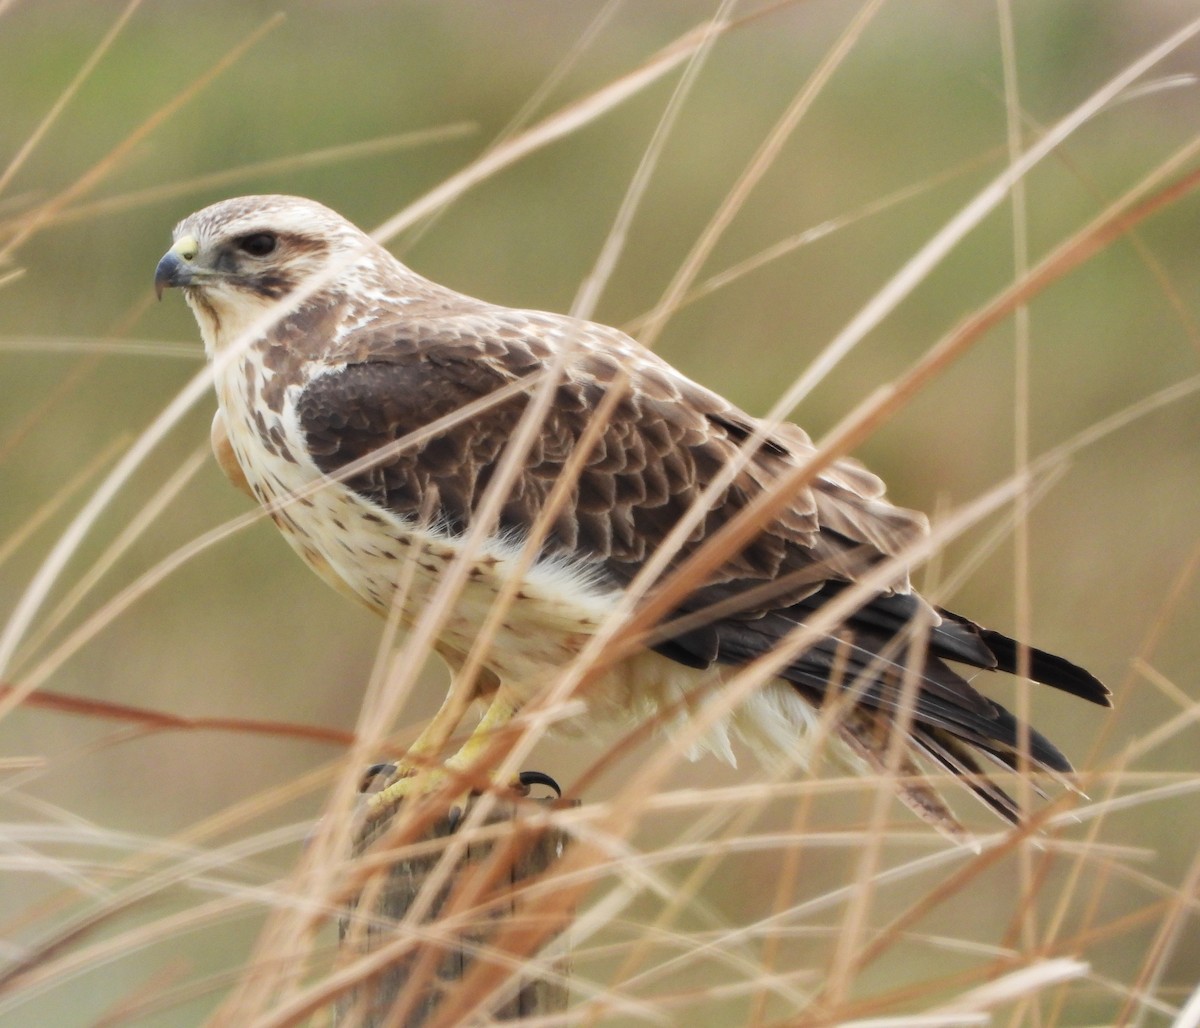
(155, 195), (1109, 836)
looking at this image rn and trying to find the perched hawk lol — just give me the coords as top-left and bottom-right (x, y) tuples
(155, 195), (1109, 836)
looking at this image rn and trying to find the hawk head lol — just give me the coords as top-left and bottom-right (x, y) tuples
(154, 195), (386, 353)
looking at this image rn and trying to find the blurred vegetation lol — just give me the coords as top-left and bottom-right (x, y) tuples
(1, 1), (1198, 1024)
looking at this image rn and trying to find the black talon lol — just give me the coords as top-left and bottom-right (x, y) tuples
(518, 770), (562, 798)
(360, 762), (397, 793)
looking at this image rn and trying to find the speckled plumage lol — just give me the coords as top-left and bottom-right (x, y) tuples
(156, 194), (1109, 835)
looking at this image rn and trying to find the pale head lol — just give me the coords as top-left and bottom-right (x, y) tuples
(154, 194), (391, 353)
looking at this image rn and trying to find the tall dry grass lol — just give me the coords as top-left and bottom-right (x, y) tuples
(1, 2), (1198, 1025)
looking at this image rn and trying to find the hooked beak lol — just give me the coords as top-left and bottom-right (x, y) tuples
(154, 234), (200, 300)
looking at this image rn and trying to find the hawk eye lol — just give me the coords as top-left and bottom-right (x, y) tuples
(235, 232), (277, 257)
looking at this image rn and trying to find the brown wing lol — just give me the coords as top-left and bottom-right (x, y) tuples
(296, 312), (1108, 821)
(295, 312), (919, 603)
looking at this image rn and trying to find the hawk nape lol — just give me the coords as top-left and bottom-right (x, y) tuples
(155, 195), (1109, 838)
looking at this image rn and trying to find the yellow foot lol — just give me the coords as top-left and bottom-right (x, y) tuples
(361, 763), (561, 823)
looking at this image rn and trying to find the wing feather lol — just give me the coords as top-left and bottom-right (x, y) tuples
(295, 310), (1107, 822)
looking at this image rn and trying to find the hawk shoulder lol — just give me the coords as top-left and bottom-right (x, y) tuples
(294, 312), (927, 615)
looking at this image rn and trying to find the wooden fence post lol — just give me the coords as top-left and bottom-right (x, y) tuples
(336, 795), (572, 1026)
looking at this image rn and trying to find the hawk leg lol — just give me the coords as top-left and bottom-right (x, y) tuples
(367, 688), (527, 817)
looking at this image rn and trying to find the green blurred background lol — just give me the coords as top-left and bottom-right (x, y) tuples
(2, 1), (1198, 1024)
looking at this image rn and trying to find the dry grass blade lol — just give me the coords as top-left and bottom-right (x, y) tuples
(367, 8), (767, 246)
(0, 436), (127, 571)
(14, 446), (209, 667)
(1117, 848), (1200, 1026)
(996, 16), (1038, 971)
(0, 16), (289, 677)
(917, 959), (1091, 1022)
(0, 684), (354, 748)
(0, 336), (200, 358)
(3, 4), (1198, 1026)
(768, 14), (1200, 418)
(2, 124), (477, 233)
(571, 0), (737, 321)
(0, 0), (143, 198)
(623, 144), (1008, 334)
(636, 0), (889, 351)
(0, 12), (286, 263)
